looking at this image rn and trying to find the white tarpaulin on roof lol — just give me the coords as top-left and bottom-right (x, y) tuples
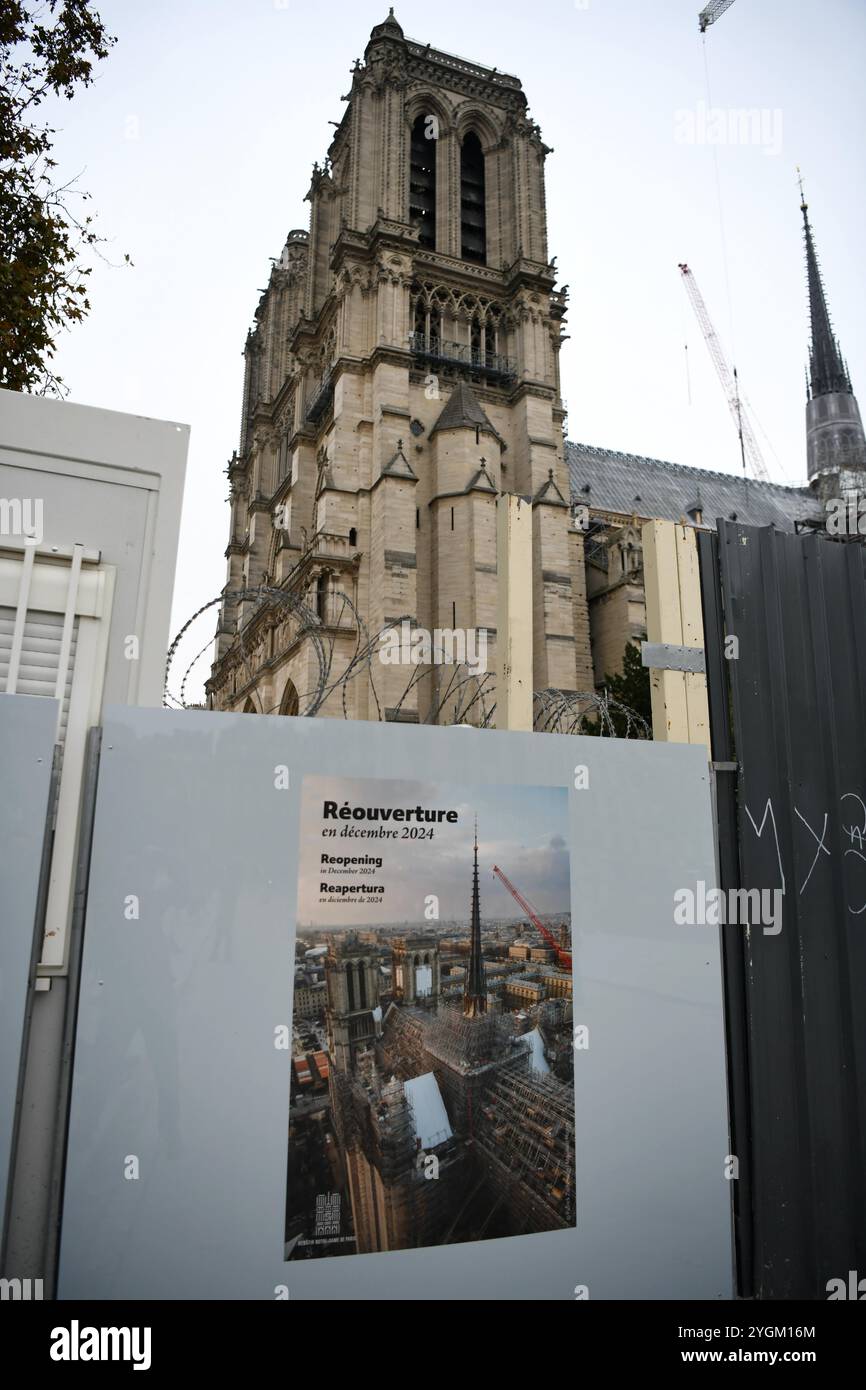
(524, 1027), (550, 1075)
(405, 1072), (452, 1149)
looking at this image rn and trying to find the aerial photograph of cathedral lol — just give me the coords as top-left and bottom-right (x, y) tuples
(285, 777), (575, 1257)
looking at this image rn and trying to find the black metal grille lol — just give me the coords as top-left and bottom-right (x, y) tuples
(409, 332), (516, 383)
(305, 373), (334, 424)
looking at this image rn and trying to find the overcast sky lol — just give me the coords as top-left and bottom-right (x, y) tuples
(40, 0), (866, 701)
(297, 776), (571, 926)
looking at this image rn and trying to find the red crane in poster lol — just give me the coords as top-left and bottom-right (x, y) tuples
(491, 864), (572, 971)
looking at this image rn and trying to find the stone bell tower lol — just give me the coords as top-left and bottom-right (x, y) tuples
(326, 937), (383, 1073)
(207, 10), (593, 722)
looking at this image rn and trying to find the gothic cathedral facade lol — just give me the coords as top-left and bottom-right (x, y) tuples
(207, 11), (593, 722)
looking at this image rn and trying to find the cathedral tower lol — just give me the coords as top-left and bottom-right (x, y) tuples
(207, 11), (593, 722)
(800, 180), (866, 506)
(326, 937), (382, 1073)
(393, 935), (440, 1005)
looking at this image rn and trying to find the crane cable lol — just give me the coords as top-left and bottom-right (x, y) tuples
(701, 32), (798, 484)
(694, 0), (737, 414)
(698, 30), (797, 483)
(701, 33), (738, 392)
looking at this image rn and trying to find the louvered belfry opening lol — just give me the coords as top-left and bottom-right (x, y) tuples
(409, 114), (436, 250)
(460, 132), (486, 264)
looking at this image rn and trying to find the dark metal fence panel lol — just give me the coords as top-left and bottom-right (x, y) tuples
(700, 521), (866, 1299)
(698, 528), (753, 1298)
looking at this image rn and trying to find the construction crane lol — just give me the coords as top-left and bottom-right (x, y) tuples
(491, 865), (572, 971)
(678, 263), (771, 483)
(699, 0), (738, 32)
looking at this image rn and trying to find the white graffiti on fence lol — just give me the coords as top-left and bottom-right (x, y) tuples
(745, 792), (866, 915)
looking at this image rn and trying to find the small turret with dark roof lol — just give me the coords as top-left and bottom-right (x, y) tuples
(428, 380), (504, 503)
(369, 8), (404, 43)
(430, 381), (501, 441)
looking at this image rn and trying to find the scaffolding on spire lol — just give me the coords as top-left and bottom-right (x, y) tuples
(464, 818), (487, 1017)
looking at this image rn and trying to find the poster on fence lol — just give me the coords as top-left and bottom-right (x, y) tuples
(58, 709), (732, 1301)
(285, 776), (575, 1259)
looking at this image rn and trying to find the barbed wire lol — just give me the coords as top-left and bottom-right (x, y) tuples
(165, 585), (649, 737)
(165, 585), (330, 714)
(533, 687), (651, 739)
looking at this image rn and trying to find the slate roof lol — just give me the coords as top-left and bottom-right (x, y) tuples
(381, 442), (417, 479)
(431, 381), (500, 440)
(566, 441), (821, 532)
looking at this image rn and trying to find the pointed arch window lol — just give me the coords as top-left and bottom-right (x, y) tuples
(412, 296), (443, 355)
(410, 115), (436, 250)
(470, 316), (482, 366)
(279, 679), (299, 717)
(460, 132), (486, 264)
(316, 572), (329, 623)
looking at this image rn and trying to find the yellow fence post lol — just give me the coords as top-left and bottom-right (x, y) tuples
(642, 519), (710, 751)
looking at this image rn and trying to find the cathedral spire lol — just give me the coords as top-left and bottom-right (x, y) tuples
(799, 174), (851, 400)
(464, 818), (487, 1018)
(798, 174), (866, 499)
